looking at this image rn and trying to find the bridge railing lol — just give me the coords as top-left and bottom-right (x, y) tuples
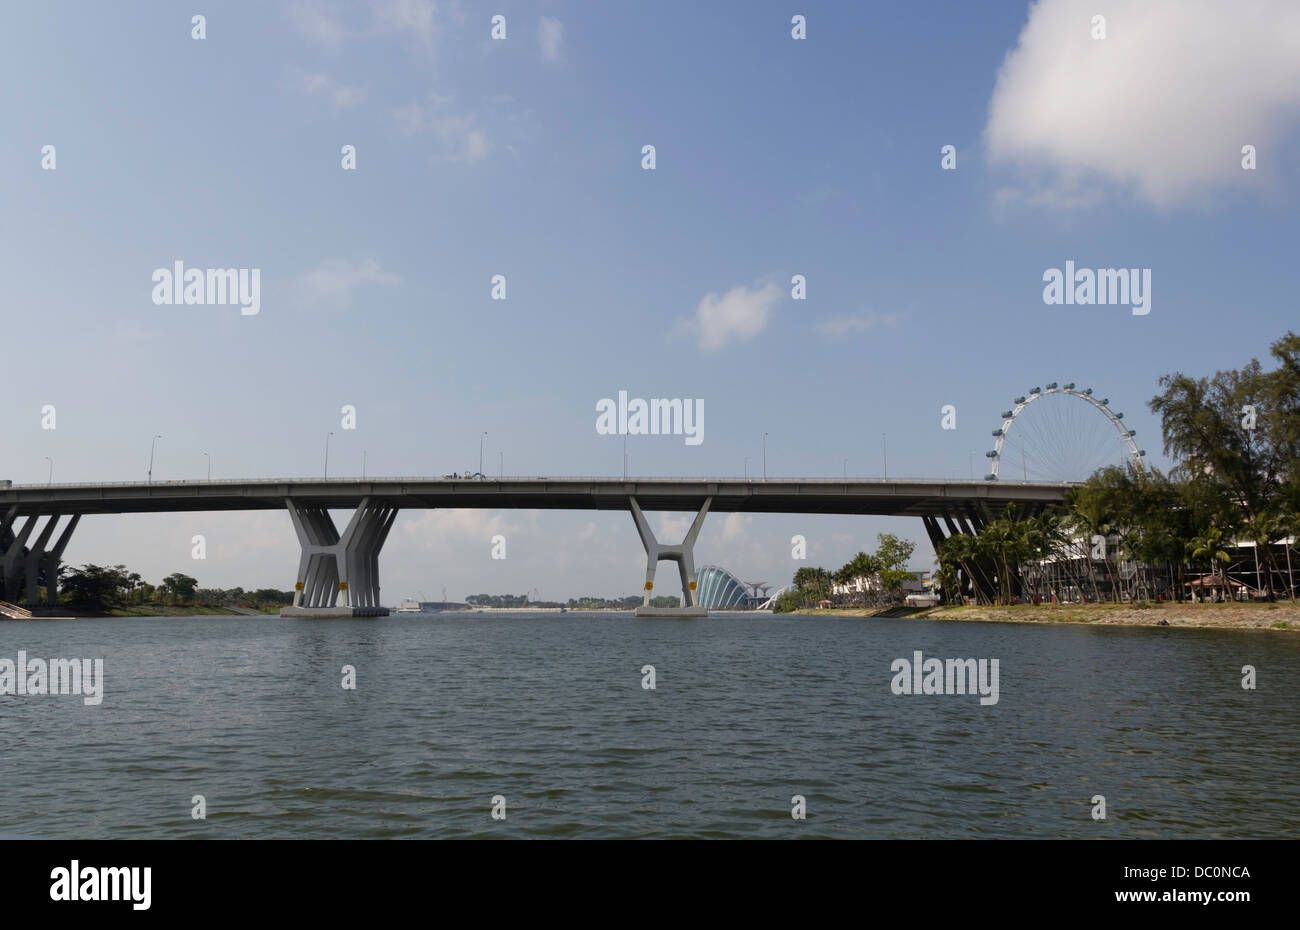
(0, 475), (1069, 490)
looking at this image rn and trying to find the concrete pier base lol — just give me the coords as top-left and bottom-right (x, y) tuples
(633, 606), (708, 618)
(280, 605), (390, 618)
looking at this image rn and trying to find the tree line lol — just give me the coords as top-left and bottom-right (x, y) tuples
(935, 332), (1300, 605)
(57, 564), (295, 611)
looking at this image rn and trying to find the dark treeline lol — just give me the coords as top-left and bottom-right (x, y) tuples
(56, 564), (294, 612)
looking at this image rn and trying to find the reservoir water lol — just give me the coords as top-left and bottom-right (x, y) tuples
(2, 613), (1297, 839)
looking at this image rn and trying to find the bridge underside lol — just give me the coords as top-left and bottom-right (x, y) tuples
(921, 501), (1054, 605)
(0, 478), (1070, 618)
(0, 477), (1071, 518)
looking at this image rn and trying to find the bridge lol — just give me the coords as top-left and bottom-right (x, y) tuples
(0, 476), (1071, 617)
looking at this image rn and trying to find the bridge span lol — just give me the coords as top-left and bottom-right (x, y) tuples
(1, 476), (1072, 618)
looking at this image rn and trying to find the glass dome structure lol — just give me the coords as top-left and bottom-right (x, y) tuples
(695, 564), (749, 609)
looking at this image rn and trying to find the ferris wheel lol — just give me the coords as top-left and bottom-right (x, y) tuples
(984, 383), (1146, 482)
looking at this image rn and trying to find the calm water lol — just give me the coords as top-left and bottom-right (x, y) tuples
(2, 613), (1298, 839)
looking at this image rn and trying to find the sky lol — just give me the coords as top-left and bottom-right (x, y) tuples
(2, 0), (1298, 602)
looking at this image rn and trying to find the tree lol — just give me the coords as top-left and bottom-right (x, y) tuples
(60, 564), (133, 610)
(126, 571), (143, 604)
(976, 517), (1019, 605)
(1186, 527), (1231, 602)
(1149, 332), (1300, 599)
(874, 533), (917, 600)
(773, 589), (802, 613)
(834, 552), (878, 603)
(161, 573), (199, 604)
(792, 566), (832, 605)
(932, 559), (961, 604)
(937, 532), (989, 605)
(194, 588), (226, 606)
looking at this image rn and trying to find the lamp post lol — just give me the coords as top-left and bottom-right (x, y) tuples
(762, 432), (768, 480)
(479, 431), (487, 476)
(623, 433), (627, 480)
(148, 434), (162, 484)
(882, 433), (888, 479)
(362, 450), (367, 479)
(44, 456), (52, 486)
(499, 451), (503, 478)
(203, 452), (211, 481)
(744, 456), (749, 479)
(325, 432), (333, 478)
(843, 458), (848, 478)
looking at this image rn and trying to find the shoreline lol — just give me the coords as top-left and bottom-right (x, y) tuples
(793, 602), (1300, 631)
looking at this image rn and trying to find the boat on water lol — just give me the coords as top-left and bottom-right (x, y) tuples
(395, 598), (422, 613)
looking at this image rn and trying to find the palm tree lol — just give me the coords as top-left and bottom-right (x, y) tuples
(939, 532), (992, 605)
(976, 519), (1018, 605)
(933, 559), (961, 605)
(1242, 511), (1284, 600)
(1022, 511), (1071, 602)
(1186, 527), (1231, 602)
(1068, 492), (1115, 601)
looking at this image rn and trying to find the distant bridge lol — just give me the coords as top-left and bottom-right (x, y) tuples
(1, 476), (1072, 617)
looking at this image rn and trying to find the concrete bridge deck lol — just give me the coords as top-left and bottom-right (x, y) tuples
(0, 476), (1071, 518)
(1, 476), (1073, 617)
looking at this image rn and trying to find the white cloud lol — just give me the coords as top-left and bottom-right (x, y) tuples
(814, 312), (901, 336)
(539, 16), (565, 62)
(394, 94), (489, 163)
(294, 259), (400, 307)
(289, 0), (345, 47)
(985, 0), (1300, 208)
(657, 513), (691, 542)
(678, 281), (781, 351)
(290, 71), (365, 108)
(719, 512), (751, 545)
(371, 0), (437, 46)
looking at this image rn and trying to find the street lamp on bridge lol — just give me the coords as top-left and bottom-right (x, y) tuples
(148, 435), (162, 484)
(324, 432), (333, 479)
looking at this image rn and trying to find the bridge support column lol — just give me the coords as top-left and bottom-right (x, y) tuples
(629, 496), (710, 618)
(281, 497), (397, 618)
(1, 513), (38, 605)
(0, 512), (79, 610)
(928, 512), (999, 606)
(42, 515), (79, 606)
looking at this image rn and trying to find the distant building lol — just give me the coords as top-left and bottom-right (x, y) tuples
(832, 572), (927, 600)
(831, 575), (879, 597)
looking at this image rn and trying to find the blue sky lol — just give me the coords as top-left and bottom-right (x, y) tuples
(2, 1), (1298, 600)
